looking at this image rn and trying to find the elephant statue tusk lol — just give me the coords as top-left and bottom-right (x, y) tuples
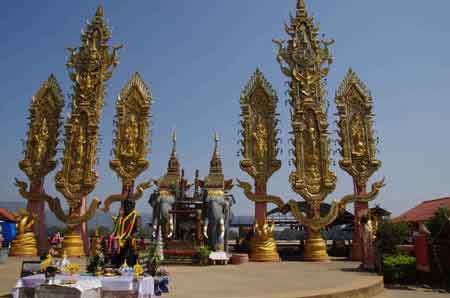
(167, 216), (174, 238)
(152, 224), (157, 239)
(203, 224), (208, 239)
(219, 218), (225, 240)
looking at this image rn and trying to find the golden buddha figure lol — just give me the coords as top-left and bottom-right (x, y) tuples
(121, 114), (139, 160)
(351, 114), (366, 157)
(70, 121), (87, 184)
(252, 118), (267, 163)
(304, 116), (321, 188)
(10, 208), (38, 256)
(33, 118), (49, 164)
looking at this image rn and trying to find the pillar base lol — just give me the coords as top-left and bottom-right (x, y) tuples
(303, 231), (329, 262)
(10, 233), (38, 257)
(249, 220), (280, 262)
(250, 238), (280, 262)
(351, 242), (363, 261)
(62, 230), (85, 257)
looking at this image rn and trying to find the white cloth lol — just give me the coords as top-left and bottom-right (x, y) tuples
(12, 274), (154, 298)
(137, 277), (154, 298)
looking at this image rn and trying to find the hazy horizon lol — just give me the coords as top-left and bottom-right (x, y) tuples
(1, 0), (450, 217)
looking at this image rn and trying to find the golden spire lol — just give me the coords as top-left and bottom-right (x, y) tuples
(166, 130), (180, 178)
(95, 5), (104, 17)
(296, 0), (308, 18)
(208, 132), (223, 180)
(213, 131), (219, 159)
(171, 129), (177, 157)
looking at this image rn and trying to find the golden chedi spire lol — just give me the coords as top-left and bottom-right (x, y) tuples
(206, 132), (224, 190)
(167, 129), (180, 176)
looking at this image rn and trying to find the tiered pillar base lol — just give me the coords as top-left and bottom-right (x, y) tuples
(62, 230), (85, 257)
(303, 230), (329, 262)
(250, 238), (280, 262)
(9, 233), (38, 257)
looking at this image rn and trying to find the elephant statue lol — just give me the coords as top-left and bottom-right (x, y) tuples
(203, 190), (235, 251)
(148, 190), (175, 239)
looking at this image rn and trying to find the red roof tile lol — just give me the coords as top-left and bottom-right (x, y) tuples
(0, 208), (16, 222)
(393, 197), (450, 223)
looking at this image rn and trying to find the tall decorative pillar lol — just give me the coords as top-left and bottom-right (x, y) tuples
(237, 68), (283, 262)
(275, 0), (385, 262)
(15, 75), (64, 256)
(16, 6), (121, 257)
(335, 68), (382, 261)
(101, 72), (153, 265)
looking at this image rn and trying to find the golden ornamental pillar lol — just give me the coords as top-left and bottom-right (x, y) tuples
(275, 0), (385, 262)
(14, 75), (64, 256)
(15, 6), (121, 257)
(101, 73), (153, 260)
(237, 68), (283, 262)
(335, 68), (382, 261)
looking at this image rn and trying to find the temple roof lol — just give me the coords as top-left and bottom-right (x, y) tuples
(393, 197), (450, 223)
(0, 208), (16, 222)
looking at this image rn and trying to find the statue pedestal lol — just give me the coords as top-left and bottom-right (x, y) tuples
(249, 218), (280, 262)
(250, 238), (280, 262)
(10, 232), (38, 257)
(62, 230), (85, 257)
(303, 230), (329, 262)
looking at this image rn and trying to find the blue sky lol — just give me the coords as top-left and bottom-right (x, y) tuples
(1, 0), (450, 217)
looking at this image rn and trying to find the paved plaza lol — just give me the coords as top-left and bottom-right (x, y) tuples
(0, 257), (447, 298)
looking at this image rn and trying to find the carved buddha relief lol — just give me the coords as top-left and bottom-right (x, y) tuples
(121, 113), (140, 161)
(252, 116), (267, 164)
(303, 112), (321, 191)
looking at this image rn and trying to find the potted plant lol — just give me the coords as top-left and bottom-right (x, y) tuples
(197, 246), (211, 266)
(147, 242), (161, 276)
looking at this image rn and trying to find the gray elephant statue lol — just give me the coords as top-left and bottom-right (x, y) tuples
(148, 190), (175, 239)
(203, 190), (235, 251)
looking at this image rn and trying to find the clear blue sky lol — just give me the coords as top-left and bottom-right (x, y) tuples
(1, 0), (450, 217)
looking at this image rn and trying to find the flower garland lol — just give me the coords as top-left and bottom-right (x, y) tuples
(118, 210), (138, 247)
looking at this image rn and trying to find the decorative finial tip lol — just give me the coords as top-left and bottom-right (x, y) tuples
(214, 131), (219, 142)
(95, 5), (104, 17)
(297, 0), (306, 10)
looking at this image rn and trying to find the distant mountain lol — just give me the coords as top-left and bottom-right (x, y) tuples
(0, 201), (152, 227)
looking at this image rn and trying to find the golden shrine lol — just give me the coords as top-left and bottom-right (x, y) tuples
(237, 68), (283, 262)
(15, 75), (64, 256)
(9, 1), (388, 265)
(274, 0), (385, 261)
(15, 6), (124, 257)
(335, 69), (382, 260)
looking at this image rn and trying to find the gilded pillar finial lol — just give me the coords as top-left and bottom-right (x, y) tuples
(171, 129), (177, 157)
(213, 131), (219, 158)
(95, 5), (104, 17)
(110, 72), (152, 183)
(296, 0), (308, 17)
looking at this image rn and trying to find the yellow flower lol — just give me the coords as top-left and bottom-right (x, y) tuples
(134, 264), (143, 277)
(63, 263), (80, 275)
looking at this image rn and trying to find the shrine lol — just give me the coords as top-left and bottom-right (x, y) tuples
(3, 0), (424, 297)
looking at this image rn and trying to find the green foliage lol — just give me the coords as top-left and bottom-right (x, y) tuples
(147, 242), (161, 276)
(197, 246), (211, 265)
(376, 221), (410, 255)
(86, 253), (105, 274)
(383, 254), (416, 284)
(426, 206), (450, 239)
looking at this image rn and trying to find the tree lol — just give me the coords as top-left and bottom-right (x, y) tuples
(426, 206), (450, 239)
(376, 220), (410, 255)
